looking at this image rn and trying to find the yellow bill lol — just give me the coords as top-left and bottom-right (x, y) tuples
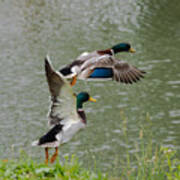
(89, 97), (97, 102)
(129, 47), (136, 53)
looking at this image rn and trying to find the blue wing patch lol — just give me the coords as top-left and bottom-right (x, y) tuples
(89, 68), (113, 78)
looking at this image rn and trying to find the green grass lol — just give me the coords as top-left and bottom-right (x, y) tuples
(0, 113), (180, 180)
(0, 154), (108, 180)
(117, 112), (180, 180)
(0, 147), (179, 180)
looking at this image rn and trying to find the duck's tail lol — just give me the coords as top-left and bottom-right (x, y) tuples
(31, 140), (39, 146)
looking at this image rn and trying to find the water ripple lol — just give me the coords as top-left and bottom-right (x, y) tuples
(169, 110), (180, 118)
(167, 81), (180, 85)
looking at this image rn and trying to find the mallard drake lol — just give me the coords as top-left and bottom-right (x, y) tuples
(59, 43), (145, 85)
(32, 56), (96, 164)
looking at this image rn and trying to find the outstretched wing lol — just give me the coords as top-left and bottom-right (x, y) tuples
(78, 55), (112, 79)
(80, 56), (145, 83)
(45, 56), (80, 126)
(112, 60), (146, 84)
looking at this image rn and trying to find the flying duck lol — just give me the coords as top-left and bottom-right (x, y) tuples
(32, 56), (96, 164)
(59, 43), (145, 85)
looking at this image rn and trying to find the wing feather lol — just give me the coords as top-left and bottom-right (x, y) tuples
(45, 56), (80, 126)
(112, 60), (145, 84)
(81, 56), (146, 84)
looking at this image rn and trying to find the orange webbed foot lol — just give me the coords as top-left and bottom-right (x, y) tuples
(50, 147), (58, 164)
(70, 75), (77, 86)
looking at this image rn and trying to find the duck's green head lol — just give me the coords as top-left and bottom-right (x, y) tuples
(111, 43), (135, 54)
(76, 92), (96, 109)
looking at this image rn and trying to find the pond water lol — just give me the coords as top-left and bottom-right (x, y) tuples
(0, 0), (180, 175)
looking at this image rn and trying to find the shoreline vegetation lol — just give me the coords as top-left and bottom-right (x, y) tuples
(1, 113), (180, 180)
(0, 146), (179, 180)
